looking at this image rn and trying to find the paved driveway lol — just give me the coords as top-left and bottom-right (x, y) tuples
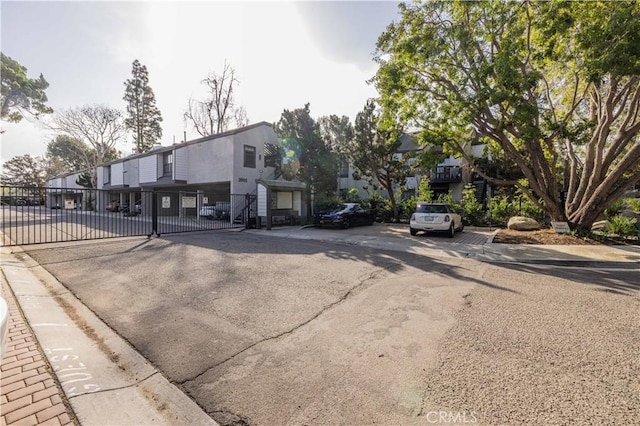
(24, 230), (485, 425)
(247, 224), (496, 258)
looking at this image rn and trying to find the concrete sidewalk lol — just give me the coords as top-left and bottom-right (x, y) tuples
(1, 274), (77, 425)
(0, 246), (217, 426)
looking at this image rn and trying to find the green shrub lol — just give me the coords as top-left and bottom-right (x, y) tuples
(399, 196), (417, 221)
(376, 199), (394, 222)
(624, 197), (640, 214)
(363, 193), (391, 222)
(343, 188), (361, 202)
(417, 177), (434, 202)
(515, 195), (544, 222)
(461, 184), (484, 226)
(487, 195), (519, 227)
(435, 192), (462, 213)
(314, 195), (342, 213)
(607, 215), (638, 237)
(604, 199), (625, 219)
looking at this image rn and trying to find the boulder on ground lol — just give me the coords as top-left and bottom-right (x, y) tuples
(591, 220), (611, 232)
(507, 216), (541, 231)
(619, 209), (640, 221)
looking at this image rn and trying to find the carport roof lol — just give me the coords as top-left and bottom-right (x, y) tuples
(257, 179), (307, 190)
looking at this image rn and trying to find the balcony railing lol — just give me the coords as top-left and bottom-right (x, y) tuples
(429, 167), (462, 183)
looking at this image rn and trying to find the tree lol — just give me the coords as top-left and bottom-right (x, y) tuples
(46, 134), (90, 174)
(318, 115), (354, 152)
(123, 59), (163, 153)
(51, 105), (125, 187)
(337, 99), (409, 222)
(184, 61), (249, 136)
(274, 104), (338, 215)
(374, 0), (640, 230)
(1, 53), (53, 126)
(0, 154), (49, 187)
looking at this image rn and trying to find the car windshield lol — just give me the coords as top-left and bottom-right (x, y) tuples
(416, 204), (448, 214)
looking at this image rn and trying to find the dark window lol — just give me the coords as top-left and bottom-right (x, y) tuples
(244, 145), (256, 168)
(104, 166), (111, 184)
(264, 143), (279, 168)
(416, 204), (448, 214)
(163, 152), (173, 176)
(339, 159), (349, 178)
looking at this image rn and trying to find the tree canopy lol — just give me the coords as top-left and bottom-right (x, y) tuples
(46, 134), (91, 174)
(1, 53), (53, 125)
(184, 61), (249, 136)
(51, 105), (124, 187)
(123, 59), (163, 153)
(274, 104), (338, 212)
(374, 0), (640, 229)
(0, 154), (49, 187)
(338, 99), (409, 221)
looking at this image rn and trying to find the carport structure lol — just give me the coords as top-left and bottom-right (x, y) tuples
(256, 179), (307, 230)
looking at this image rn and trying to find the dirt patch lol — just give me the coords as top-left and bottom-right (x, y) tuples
(493, 228), (603, 245)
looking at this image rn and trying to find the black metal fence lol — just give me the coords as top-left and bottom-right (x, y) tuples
(1, 186), (254, 246)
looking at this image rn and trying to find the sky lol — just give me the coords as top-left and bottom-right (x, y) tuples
(0, 0), (401, 164)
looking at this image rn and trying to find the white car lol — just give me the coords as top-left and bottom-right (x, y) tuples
(199, 202), (231, 220)
(409, 202), (464, 237)
(199, 205), (217, 217)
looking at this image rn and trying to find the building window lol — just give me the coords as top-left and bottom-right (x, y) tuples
(339, 159), (349, 178)
(104, 166), (111, 184)
(264, 143), (279, 168)
(163, 152), (173, 176)
(244, 145), (256, 168)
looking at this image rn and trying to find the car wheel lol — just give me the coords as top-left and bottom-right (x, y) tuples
(448, 223), (455, 238)
(342, 218), (351, 229)
(410, 227), (418, 236)
(458, 223), (464, 232)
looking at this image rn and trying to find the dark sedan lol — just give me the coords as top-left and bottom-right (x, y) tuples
(316, 203), (375, 229)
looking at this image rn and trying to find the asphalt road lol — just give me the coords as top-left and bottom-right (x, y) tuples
(22, 229), (640, 425)
(25, 231), (482, 425)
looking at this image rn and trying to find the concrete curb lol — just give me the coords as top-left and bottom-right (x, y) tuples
(1, 246), (218, 426)
(479, 259), (640, 269)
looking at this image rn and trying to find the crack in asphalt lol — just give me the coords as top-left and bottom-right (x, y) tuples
(178, 267), (389, 386)
(208, 409), (251, 426)
(67, 371), (159, 399)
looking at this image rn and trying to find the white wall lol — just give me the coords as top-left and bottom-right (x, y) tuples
(293, 191), (302, 214)
(231, 125), (280, 194)
(471, 144), (485, 158)
(187, 138), (234, 184)
(65, 172), (81, 189)
(139, 155), (158, 183)
(96, 167), (105, 188)
(257, 183), (267, 216)
(111, 162), (124, 186)
(125, 158), (139, 188)
(175, 147), (188, 181)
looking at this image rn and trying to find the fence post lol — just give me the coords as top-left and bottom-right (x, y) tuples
(151, 191), (158, 237)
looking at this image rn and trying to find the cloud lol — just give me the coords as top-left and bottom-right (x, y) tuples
(1, 1), (396, 162)
(295, 1), (400, 71)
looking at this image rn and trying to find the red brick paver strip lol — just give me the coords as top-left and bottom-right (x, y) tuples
(1, 282), (78, 426)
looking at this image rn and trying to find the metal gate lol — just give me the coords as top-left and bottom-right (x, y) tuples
(0, 186), (256, 246)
